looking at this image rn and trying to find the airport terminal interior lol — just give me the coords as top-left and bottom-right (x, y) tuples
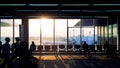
(0, 0), (120, 68)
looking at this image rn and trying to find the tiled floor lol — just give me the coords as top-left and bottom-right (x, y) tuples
(34, 55), (120, 68)
(0, 55), (120, 68)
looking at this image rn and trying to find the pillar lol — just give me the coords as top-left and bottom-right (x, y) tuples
(21, 16), (29, 42)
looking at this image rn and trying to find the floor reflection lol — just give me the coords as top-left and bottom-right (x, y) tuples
(34, 55), (120, 68)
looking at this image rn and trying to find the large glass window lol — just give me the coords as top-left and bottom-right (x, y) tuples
(0, 19), (22, 44)
(68, 19), (80, 45)
(55, 19), (67, 45)
(14, 19), (22, 39)
(68, 28), (80, 45)
(95, 26), (98, 44)
(105, 26), (108, 41)
(82, 27), (94, 45)
(113, 24), (117, 45)
(109, 25), (112, 44)
(41, 19), (54, 45)
(29, 19), (40, 46)
(1, 19), (13, 44)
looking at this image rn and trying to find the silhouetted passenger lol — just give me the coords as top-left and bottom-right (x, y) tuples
(104, 41), (114, 58)
(104, 41), (109, 52)
(11, 37), (20, 60)
(110, 45), (116, 58)
(30, 41), (36, 54)
(83, 41), (89, 56)
(0, 41), (3, 58)
(19, 41), (38, 68)
(19, 41), (31, 68)
(1, 37), (11, 68)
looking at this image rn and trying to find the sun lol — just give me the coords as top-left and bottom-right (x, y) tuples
(41, 18), (54, 37)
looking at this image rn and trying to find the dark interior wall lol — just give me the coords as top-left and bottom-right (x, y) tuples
(81, 19), (93, 26)
(108, 17), (117, 25)
(97, 19), (107, 26)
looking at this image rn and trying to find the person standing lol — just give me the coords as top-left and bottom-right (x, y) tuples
(0, 41), (3, 58)
(11, 37), (20, 61)
(1, 37), (11, 68)
(30, 41), (36, 54)
(83, 41), (88, 56)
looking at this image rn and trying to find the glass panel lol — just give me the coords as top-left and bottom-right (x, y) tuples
(101, 26), (104, 45)
(113, 24), (117, 45)
(55, 19), (67, 45)
(14, 19), (22, 38)
(82, 27), (94, 45)
(105, 26), (108, 41)
(97, 26), (100, 45)
(29, 19), (40, 46)
(68, 19), (80, 27)
(68, 28), (80, 45)
(95, 26), (98, 44)
(1, 19), (13, 44)
(109, 25), (112, 44)
(41, 19), (53, 45)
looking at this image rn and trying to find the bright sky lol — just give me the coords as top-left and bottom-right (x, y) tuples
(29, 19), (80, 37)
(1, 19), (97, 37)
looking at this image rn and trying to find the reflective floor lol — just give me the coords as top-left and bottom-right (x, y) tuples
(34, 55), (120, 68)
(0, 54), (120, 68)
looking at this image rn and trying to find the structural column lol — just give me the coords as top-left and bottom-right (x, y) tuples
(21, 16), (29, 42)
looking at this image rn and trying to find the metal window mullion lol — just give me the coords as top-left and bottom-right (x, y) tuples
(13, 18), (15, 43)
(40, 19), (42, 46)
(53, 18), (55, 46)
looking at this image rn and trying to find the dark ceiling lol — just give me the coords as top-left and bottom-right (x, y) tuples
(0, 0), (120, 18)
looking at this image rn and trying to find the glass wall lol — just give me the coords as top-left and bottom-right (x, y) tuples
(55, 19), (67, 45)
(29, 19), (40, 46)
(0, 18), (118, 51)
(0, 19), (21, 44)
(14, 19), (22, 39)
(109, 25), (112, 45)
(68, 28), (80, 45)
(41, 19), (54, 45)
(1, 19), (13, 44)
(68, 19), (80, 45)
(96, 19), (118, 50)
(81, 27), (94, 45)
(113, 24), (117, 45)
(105, 26), (108, 41)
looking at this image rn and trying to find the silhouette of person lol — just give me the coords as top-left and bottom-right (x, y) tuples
(104, 41), (115, 58)
(11, 37), (20, 61)
(104, 41), (109, 52)
(19, 41), (38, 68)
(0, 41), (3, 58)
(83, 41), (88, 56)
(1, 37), (11, 68)
(104, 41), (111, 57)
(19, 41), (32, 68)
(30, 41), (36, 54)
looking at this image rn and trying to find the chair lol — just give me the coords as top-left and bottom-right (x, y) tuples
(67, 44), (74, 52)
(74, 45), (81, 52)
(59, 45), (66, 52)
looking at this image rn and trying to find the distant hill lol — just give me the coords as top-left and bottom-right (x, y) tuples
(0, 22), (11, 26)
